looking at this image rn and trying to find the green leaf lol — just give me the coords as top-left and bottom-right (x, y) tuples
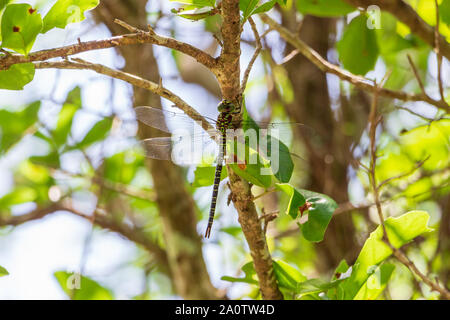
(252, 0), (277, 15)
(296, 278), (343, 296)
(104, 150), (143, 184)
(0, 62), (35, 90)
(52, 87), (82, 146)
(170, 0), (216, 7)
(192, 165), (227, 187)
(0, 265), (9, 277)
(1, 3), (43, 55)
(240, 0), (259, 21)
(297, 189), (337, 242)
(296, 0), (355, 17)
(341, 210), (432, 299)
(29, 151), (61, 168)
(337, 14), (379, 75)
(273, 259), (307, 292)
(333, 259), (350, 280)
(0, 0), (11, 12)
(0, 186), (37, 208)
(42, 0), (99, 33)
(268, 137), (293, 183)
(241, 108), (294, 183)
(275, 183), (306, 219)
(440, 0), (450, 25)
(353, 263), (395, 300)
(0, 101), (40, 153)
(174, 6), (216, 21)
(221, 262), (259, 285)
(77, 117), (113, 148)
(229, 150), (272, 188)
(54, 271), (114, 300)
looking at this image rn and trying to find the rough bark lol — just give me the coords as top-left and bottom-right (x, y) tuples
(93, 0), (220, 299)
(218, 0), (283, 299)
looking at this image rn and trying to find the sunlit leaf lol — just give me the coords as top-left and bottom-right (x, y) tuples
(252, 0), (277, 15)
(273, 259), (307, 291)
(353, 263), (395, 300)
(170, 0), (215, 7)
(337, 14), (379, 75)
(275, 183), (306, 219)
(240, 0), (259, 21)
(0, 0), (12, 12)
(1, 3), (43, 55)
(192, 165), (227, 187)
(297, 189), (337, 242)
(54, 271), (114, 300)
(341, 210), (432, 299)
(0, 265), (8, 277)
(0, 186), (37, 208)
(221, 262), (258, 285)
(0, 101), (40, 153)
(440, 0), (450, 25)
(77, 117), (113, 149)
(52, 87), (82, 146)
(174, 6), (216, 21)
(0, 63), (35, 90)
(42, 0), (99, 33)
(296, 0), (355, 17)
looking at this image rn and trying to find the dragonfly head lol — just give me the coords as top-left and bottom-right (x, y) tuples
(217, 100), (236, 113)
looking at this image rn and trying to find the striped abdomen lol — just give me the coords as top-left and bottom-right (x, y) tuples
(205, 132), (227, 238)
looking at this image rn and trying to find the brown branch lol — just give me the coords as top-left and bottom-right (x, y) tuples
(367, 79), (450, 300)
(219, 0), (283, 300)
(259, 14), (450, 112)
(0, 202), (64, 226)
(64, 205), (169, 272)
(0, 201), (170, 273)
(0, 28), (217, 71)
(34, 59), (215, 134)
(343, 0), (450, 61)
(406, 54), (426, 96)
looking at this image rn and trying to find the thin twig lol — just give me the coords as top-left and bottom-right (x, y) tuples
(434, 0), (445, 102)
(406, 54), (427, 96)
(34, 59), (215, 134)
(259, 13), (450, 112)
(367, 77), (450, 300)
(241, 17), (262, 93)
(0, 23), (217, 72)
(377, 156), (430, 190)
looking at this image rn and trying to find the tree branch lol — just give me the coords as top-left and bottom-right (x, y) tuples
(367, 78), (450, 300)
(219, 0), (283, 300)
(0, 201), (170, 274)
(0, 28), (217, 71)
(343, 0), (450, 61)
(34, 59), (215, 134)
(259, 14), (450, 112)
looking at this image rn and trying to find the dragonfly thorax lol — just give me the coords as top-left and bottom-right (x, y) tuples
(216, 111), (233, 134)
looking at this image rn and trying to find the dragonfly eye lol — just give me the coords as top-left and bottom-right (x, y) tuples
(217, 100), (235, 112)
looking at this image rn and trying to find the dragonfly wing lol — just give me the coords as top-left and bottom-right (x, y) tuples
(139, 137), (173, 160)
(139, 135), (221, 165)
(135, 106), (172, 133)
(135, 106), (219, 135)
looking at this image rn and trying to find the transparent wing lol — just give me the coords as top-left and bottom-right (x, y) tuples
(135, 106), (217, 134)
(138, 135), (220, 166)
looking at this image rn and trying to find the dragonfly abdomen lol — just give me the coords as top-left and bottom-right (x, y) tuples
(205, 162), (223, 238)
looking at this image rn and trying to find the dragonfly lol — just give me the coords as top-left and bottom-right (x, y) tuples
(134, 100), (310, 238)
